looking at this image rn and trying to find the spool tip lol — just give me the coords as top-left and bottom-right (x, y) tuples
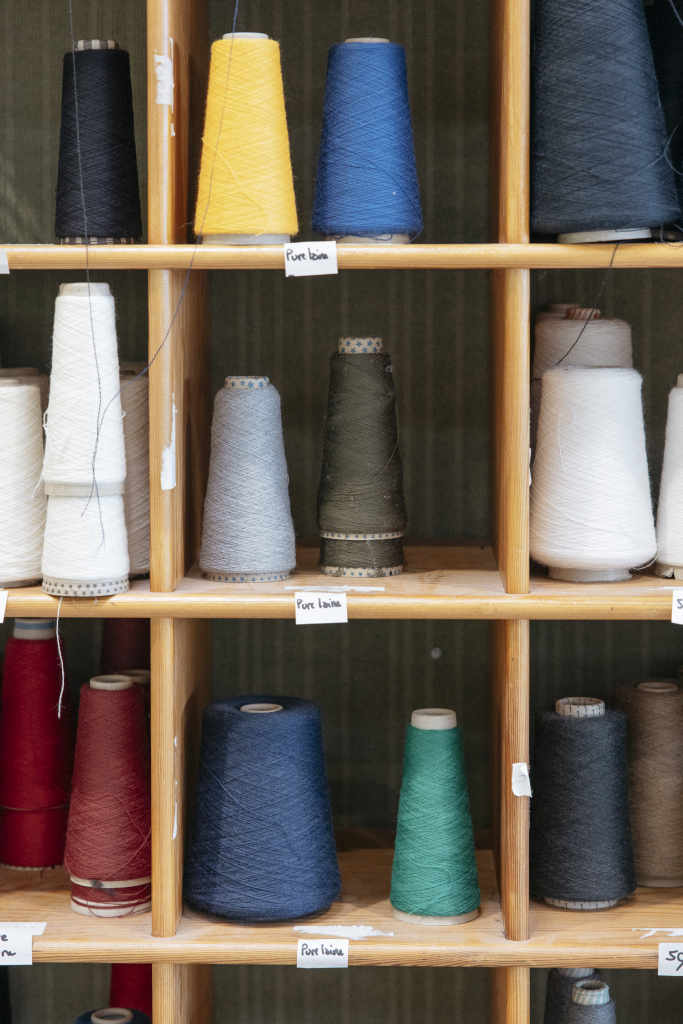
(339, 337), (383, 354)
(411, 708), (457, 730)
(59, 282), (111, 297)
(555, 697), (605, 718)
(565, 308), (600, 320)
(677, 374), (683, 389)
(240, 703), (283, 713)
(344, 37), (391, 43)
(557, 968), (596, 979)
(120, 669), (151, 686)
(0, 367), (39, 376)
(13, 618), (56, 640)
(222, 32), (269, 39)
(572, 980), (610, 1006)
(224, 376), (270, 390)
(636, 680), (679, 694)
(76, 40), (120, 51)
(90, 1011), (134, 1024)
(90, 674), (134, 691)
(0, 379), (22, 387)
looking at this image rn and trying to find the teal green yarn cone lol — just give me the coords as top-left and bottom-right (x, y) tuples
(390, 708), (480, 923)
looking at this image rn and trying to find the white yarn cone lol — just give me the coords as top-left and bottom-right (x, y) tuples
(41, 493), (130, 596)
(656, 376), (683, 577)
(0, 368), (49, 416)
(199, 377), (296, 581)
(43, 282), (126, 495)
(0, 381), (47, 586)
(120, 372), (150, 576)
(530, 367), (656, 581)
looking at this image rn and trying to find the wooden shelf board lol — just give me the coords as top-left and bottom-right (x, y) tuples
(1, 850), (676, 966)
(5, 243), (683, 271)
(5, 549), (681, 619)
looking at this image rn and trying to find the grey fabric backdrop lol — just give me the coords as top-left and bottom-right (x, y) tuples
(0, 0), (682, 1021)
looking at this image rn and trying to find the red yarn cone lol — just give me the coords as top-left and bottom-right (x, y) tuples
(110, 963), (153, 1019)
(100, 619), (150, 676)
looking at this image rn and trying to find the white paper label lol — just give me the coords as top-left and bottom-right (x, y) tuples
(297, 937), (349, 968)
(0, 252), (9, 274)
(0, 591), (8, 623)
(511, 762), (532, 797)
(284, 242), (338, 277)
(659, 943), (683, 974)
(672, 592), (683, 624)
(0, 928), (38, 964)
(295, 591), (348, 625)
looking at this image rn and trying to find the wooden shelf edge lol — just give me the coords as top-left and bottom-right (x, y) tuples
(5, 243), (683, 271)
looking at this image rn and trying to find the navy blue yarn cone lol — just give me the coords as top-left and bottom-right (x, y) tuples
(646, 0), (683, 216)
(184, 695), (341, 921)
(312, 41), (422, 239)
(74, 1012), (149, 1024)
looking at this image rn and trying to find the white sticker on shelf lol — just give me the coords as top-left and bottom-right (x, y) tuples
(0, 591), (8, 623)
(0, 252), (9, 274)
(297, 937), (348, 968)
(295, 591), (348, 625)
(511, 762), (532, 797)
(160, 397), (176, 491)
(658, 943), (683, 975)
(672, 592), (683, 624)
(285, 242), (338, 277)
(0, 924), (46, 965)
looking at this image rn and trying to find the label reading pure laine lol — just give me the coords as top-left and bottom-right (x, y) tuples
(0, 929), (35, 965)
(511, 762), (532, 797)
(295, 591), (348, 625)
(297, 937), (349, 968)
(284, 241), (338, 277)
(658, 943), (683, 975)
(672, 592), (683, 624)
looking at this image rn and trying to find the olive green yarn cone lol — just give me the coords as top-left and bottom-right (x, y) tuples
(390, 724), (480, 918)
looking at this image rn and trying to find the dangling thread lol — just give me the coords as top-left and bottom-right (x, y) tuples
(56, 41), (141, 243)
(317, 339), (407, 577)
(199, 378), (296, 581)
(544, 969), (602, 1024)
(531, 0), (680, 241)
(530, 367), (656, 582)
(184, 696), (341, 921)
(390, 709), (480, 925)
(615, 681), (683, 886)
(530, 698), (636, 909)
(120, 371), (149, 577)
(194, 34), (298, 243)
(312, 40), (423, 242)
(0, 381), (46, 587)
(0, 618), (74, 868)
(64, 675), (151, 917)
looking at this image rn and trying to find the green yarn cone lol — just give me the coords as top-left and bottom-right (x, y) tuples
(390, 724), (480, 918)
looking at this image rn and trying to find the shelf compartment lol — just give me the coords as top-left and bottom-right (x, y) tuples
(5, 243), (683, 271)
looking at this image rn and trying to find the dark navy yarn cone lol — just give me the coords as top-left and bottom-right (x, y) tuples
(544, 970), (602, 1024)
(184, 695), (341, 921)
(646, 0), (683, 216)
(312, 42), (423, 239)
(74, 1012), (150, 1024)
(531, 0), (680, 236)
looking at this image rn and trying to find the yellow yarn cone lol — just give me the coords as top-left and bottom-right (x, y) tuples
(194, 35), (298, 240)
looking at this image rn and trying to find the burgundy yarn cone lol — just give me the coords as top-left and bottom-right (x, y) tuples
(110, 963), (153, 1019)
(100, 619), (150, 675)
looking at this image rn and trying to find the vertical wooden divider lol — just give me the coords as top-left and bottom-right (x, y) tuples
(491, 0), (531, 1018)
(146, 0), (212, 1019)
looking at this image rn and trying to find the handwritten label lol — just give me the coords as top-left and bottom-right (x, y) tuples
(659, 943), (683, 975)
(511, 762), (532, 797)
(0, 591), (7, 624)
(0, 926), (42, 965)
(284, 242), (338, 277)
(295, 591), (348, 625)
(672, 592), (683, 624)
(297, 937), (349, 968)
(0, 252), (9, 274)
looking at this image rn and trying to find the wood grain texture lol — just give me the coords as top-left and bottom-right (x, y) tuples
(152, 618), (212, 938)
(496, 0), (529, 244)
(153, 964), (212, 1024)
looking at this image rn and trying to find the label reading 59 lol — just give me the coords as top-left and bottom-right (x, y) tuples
(671, 593), (683, 625)
(658, 943), (683, 975)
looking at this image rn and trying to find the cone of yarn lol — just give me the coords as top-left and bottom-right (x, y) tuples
(74, 1010), (150, 1024)
(184, 695), (341, 921)
(566, 980), (615, 1024)
(531, 0), (679, 241)
(194, 34), (297, 244)
(544, 969), (602, 1024)
(0, 381), (47, 587)
(110, 964), (152, 1020)
(42, 493), (130, 596)
(56, 41), (141, 243)
(614, 681), (683, 886)
(530, 367), (656, 581)
(530, 697), (636, 909)
(646, 0), (683, 218)
(390, 709), (480, 925)
(0, 368), (49, 416)
(199, 377), (296, 582)
(655, 377), (683, 577)
(531, 310), (632, 454)
(0, 618), (74, 868)
(64, 675), (151, 917)
(120, 372), (149, 577)
(100, 619), (150, 675)
(317, 338), (407, 577)
(44, 283), (126, 495)
(312, 39), (422, 243)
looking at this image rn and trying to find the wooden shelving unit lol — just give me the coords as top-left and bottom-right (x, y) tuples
(2, 0), (675, 1022)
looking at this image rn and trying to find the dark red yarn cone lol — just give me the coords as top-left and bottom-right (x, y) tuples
(0, 637), (74, 867)
(110, 963), (153, 1019)
(100, 619), (150, 676)
(64, 683), (151, 883)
